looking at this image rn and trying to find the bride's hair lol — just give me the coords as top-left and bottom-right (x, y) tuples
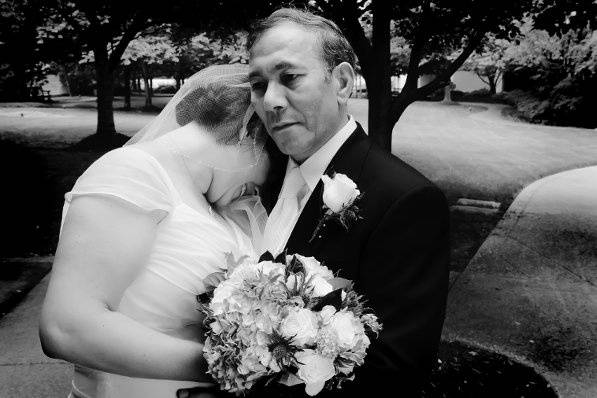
(175, 83), (252, 145)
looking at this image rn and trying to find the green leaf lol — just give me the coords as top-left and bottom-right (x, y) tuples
(312, 288), (344, 312)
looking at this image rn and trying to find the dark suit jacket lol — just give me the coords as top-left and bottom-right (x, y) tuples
(264, 123), (450, 397)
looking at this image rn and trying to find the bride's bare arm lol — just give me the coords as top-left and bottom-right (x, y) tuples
(40, 196), (208, 382)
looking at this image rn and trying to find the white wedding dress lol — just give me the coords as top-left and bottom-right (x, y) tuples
(62, 146), (266, 398)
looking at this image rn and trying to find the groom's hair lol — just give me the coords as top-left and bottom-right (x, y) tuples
(247, 8), (356, 72)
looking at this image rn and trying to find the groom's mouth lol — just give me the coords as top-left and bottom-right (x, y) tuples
(271, 122), (298, 133)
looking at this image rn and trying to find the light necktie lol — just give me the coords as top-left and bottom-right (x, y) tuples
(263, 165), (308, 256)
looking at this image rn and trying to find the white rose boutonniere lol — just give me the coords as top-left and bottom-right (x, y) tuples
(310, 172), (363, 242)
(321, 173), (360, 212)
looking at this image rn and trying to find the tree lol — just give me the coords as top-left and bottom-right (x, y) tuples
(37, 0), (302, 146)
(501, 19), (597, 128)
(462, 35), (511, 94)
(533, 0), (596, 35)
(0, 0), (51, 100)
(123, 31), (179, 108)
(38, 0), (215, 145)
(311, 0), (534, 150)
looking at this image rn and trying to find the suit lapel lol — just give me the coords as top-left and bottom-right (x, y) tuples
(286, 124), (371, 255)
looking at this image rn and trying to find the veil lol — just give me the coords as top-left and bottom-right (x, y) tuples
(125, 64), (266, 172)
(125, 64), (268, 254)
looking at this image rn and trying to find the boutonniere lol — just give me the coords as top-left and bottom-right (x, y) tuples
(309, 172), (363, 242)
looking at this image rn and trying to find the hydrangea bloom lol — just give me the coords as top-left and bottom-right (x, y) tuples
(199, 253), (382, 396)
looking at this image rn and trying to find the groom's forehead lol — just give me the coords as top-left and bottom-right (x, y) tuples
(249, 23), (321, 66)
(251, 21), (316, 50)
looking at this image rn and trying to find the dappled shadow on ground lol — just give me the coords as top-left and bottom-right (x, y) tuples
(0, 139), (106, 257)
(422, 341), (557, 398)
(0, 139), (53, 256)
(449, 208), (504, 272)
(72, 132), (131, 151)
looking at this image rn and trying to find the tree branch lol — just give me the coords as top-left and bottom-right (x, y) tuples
(476, 72), (490, 85)
(415, 31), (484, 98)
(337, 0), (373, 76)
(401, 0), (432, 95)
(109, 14), (146, 70)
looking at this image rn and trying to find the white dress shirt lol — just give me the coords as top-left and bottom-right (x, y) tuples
(262, 115), (357, 254)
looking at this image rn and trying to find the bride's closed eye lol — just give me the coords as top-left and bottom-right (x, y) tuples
(238, 184), (247, 197)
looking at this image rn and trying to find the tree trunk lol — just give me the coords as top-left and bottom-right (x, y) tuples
(365, 0), (393, 151)
(143, 77), (152, 107)
(175, 78), (181, 90)
(367, 73), (394, 150)
(95, 57), (116, 135)
(13, 62), (29, 100)
(123, 67), (131, 110)
(488, 76), (497, 95)
(442, 83), (454, 103)
(60, 64), (72, 96)
(141, 64), (152, 107)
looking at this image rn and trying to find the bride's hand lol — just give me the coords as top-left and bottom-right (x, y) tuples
(204, 272), (226, 290)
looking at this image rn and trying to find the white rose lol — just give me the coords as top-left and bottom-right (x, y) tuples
(329, 311), (364, 349)
(309, 275), (333, 297)
(211, 279), (240, 306)
(319, 305), (337, 324)
(280, 308), (319, 346)
(295, 349), (336, 396)
(321, 173), (360, 213)
(292, 254), (334, 280)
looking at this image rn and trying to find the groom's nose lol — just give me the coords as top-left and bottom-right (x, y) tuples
(263, 81), (287, 113)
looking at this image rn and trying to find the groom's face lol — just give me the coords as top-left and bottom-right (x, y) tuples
(248, 22), (343, 163)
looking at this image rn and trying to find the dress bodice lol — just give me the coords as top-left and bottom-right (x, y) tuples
(63, 146), (266, 398)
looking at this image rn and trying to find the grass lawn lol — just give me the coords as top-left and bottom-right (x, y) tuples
(1, 97), (596, 272)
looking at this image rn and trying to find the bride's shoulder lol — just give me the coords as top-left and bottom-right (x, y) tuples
(79, 145), (173, 191)
(88, 145), (164, 174)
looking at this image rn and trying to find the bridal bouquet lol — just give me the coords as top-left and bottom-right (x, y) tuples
(198, 252), (382, 396)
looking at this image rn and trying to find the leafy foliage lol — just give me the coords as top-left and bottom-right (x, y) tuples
(502, 20), (597, 128)
(462, 34), (511, 94)
(0, 0), (59, 100)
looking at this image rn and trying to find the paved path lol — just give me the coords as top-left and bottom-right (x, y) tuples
(0, 275), (72, 397)
(443, 166), (597, 397)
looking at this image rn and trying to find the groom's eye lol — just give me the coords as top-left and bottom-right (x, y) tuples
(281, 73), (300, 87)
(250, 81), (266, 94)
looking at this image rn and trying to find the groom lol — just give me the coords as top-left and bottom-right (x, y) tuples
(181, 8), (449, 398)
(249, 8), (449, 397)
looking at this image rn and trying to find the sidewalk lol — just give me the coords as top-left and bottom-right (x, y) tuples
(443, 166), (597, 397)
(0, 275), (72, 397)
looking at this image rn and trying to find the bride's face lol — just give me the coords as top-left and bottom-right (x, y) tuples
(206, 141), (270, 207)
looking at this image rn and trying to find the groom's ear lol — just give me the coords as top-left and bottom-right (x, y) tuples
(332, 62), (355, 106)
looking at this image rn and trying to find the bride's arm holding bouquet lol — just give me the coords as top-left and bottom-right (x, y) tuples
(39, 195), (209, 382)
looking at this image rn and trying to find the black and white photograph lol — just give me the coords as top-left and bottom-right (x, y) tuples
(0, 0), (595, 397)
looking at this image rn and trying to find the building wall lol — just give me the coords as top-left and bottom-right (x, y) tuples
(351, 70), (502, 96)
(139, 77), (177, 90)
(42, 74), (68, 96)
(451, 70), (502, 93)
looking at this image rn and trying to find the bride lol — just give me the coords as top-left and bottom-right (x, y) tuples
(39, 65), (279, 397)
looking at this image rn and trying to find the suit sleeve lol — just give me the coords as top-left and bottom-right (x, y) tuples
(351, 185), (450, 397)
